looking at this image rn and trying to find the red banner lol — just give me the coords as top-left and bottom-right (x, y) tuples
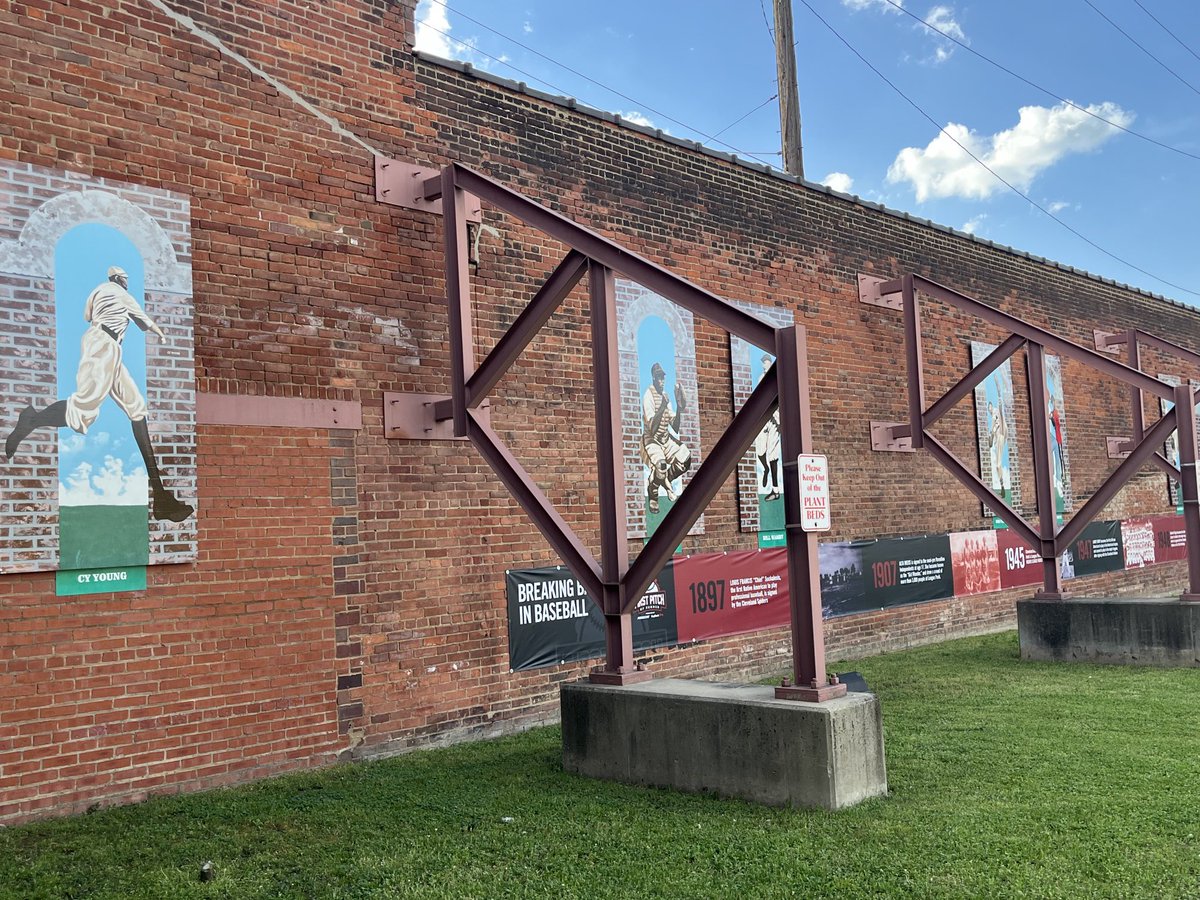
(1153, 515), (1187, 563)
(673, 548), (789, 642)
(996, 529), (1042, 589)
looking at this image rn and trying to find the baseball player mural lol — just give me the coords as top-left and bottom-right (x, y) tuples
(5, 265), (192, 524)
(641, 360), (691, 515)
(0, 163), (197, 581)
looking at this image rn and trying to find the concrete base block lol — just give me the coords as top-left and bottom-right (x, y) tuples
(1018, 596), (1200, 666)
(560, 678), (887, 810)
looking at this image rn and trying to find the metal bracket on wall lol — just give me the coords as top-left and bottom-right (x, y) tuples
(1106, 436), (1134, 459)
(870, 421), (914, 452)
(1094, 330), (1126, 354)
(374, 157), (481, 222)
(383, 392), (490, 441)
(858, 274), (902, 310)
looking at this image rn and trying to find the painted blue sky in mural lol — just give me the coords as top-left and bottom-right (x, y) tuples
(636, 315), (675, 393)
(55, 224), (149, 507)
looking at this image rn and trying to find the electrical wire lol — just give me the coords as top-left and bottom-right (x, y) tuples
(794, 0), (1200, 298)
(872, 0), (1200, 162)
(712, 93), (778, 139)
(1130, 0), (1200, 67)
(420, 0), (778, 166)
(1081, 0), (1200, 98)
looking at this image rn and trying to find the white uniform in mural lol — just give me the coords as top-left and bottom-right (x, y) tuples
(66, 273), (160, 433)
(5, 267), (193, 522)
(754, 354), (781, 501)
(641, 361), (691, 514)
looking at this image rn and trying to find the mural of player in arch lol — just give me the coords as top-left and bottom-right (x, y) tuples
(971, 341), (1020, 526)
(0, 162), (196, 580)
(729, 300), (793, 548)
(616, 279), (701, 541)
(1043, 354), (1072, 514)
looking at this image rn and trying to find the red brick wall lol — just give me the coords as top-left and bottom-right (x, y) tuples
(3, 0), (1200, 822)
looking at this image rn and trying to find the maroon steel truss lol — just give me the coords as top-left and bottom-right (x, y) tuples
(411, 162), (843, 700)
(864, 273), (1200, 600)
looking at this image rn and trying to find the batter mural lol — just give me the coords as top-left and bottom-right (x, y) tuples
(616, 279), (701, 540)
(0, 163), (197, 592)
(971, 341), (1019, 527)
(1044, 354), (1072, 514)
(730, 300), (794, 548)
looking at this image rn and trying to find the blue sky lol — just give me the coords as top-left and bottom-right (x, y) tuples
(414, 0), (1200, 304)
(55, 224), (149, 507)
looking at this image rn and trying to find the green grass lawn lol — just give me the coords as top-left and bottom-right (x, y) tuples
(5, 631), (1200, 899)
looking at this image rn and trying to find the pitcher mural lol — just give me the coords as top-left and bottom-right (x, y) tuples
(0, 163), (196, 587)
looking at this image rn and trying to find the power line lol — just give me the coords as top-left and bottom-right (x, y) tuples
(421, 0), (777, 166)
(712, 93), (778, 140)
(872, 0), (1200, 163)
(1130, 0), (1200, 67)
(1081, 0), (1200, 98)
(794, 0), (1200, 299)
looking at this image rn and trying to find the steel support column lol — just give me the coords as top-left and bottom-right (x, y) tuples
(1026, 344), (1063, 598)
(1176, 384), (1200, 600)
(589, 263), (645, 683)
(775, 325), (846, 702)
(442, 170), (474, 437)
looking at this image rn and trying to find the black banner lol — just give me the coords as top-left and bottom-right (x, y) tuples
(506, 564), (678, 671)
(1064, 519), (1124, 579)
(862, 533), (954, 608)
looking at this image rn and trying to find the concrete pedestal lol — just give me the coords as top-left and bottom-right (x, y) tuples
(1018, 596), (1200, 666)
(560, 678), (887, 810)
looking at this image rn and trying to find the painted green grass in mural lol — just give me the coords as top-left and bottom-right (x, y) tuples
(58, 504), (149, 570)
(757, 492), (785, 547)
(5, 632), (1200, 899)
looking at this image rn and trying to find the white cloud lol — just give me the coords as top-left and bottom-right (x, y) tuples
(60, 433), (86, 455)
(821, 172), (855, 193)
(413, 0), (493, 69)
(920, 5), (967, 62)
(961, 214), (987, 235)
(843, 0), (904, 13)
(1047, 200), (1071, 214)
(523, 20), (533, 34)
(414, 0), (454, 57)
(59, 457), (149, 507)
(923, 5), (965, 41)
(886, 101), (1134, 202)
(617, 110), (656, 129)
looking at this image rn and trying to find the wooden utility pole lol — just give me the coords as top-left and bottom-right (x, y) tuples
(773, 0), (804, 178)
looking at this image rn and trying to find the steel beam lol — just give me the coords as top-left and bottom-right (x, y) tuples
(465, 250), (588, 406)
(1054, 409), (1180, 553)
(443, 164), (778, 349)
(922, 434), (1040, 550)
(467, 412), (604, 601)
(443, 170), (474, 437)
(913, 276), (1174, 401)
(922, 334), (1025, 430)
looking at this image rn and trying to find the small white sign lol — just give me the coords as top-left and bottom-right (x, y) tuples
(796, 454), (831, 532)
